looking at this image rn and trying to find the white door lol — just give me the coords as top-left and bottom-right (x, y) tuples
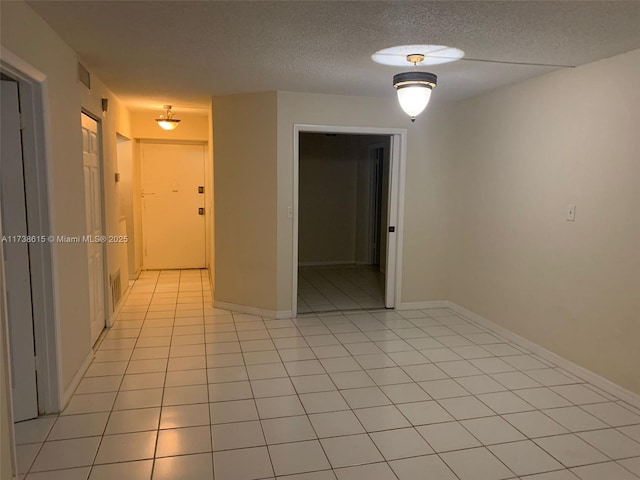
(384, 135), (400, 308)
(81, 113), (106, 345)
(0, 80), (39, 421)
(141, 143), (205, 269)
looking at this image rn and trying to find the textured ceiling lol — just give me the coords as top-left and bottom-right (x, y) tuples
(26, 1), (640, 111)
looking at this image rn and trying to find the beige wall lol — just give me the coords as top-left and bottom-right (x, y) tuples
(1, 1), (131, 401)
(130, 111), (209, 142)
(213, 92), (278, 311)
(277, 91), (454, 311)
(299, 133), (359, 264)
(446, 49), (640, 394)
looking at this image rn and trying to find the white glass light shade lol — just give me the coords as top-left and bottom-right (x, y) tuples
(396, 86), (432, 119)
(156, 119), (180, 130)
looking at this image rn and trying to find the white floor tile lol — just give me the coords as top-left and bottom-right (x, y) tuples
(489, 440), (564, 476)
(160, 404), (209, 429)
(21, 270), (640, 480)
(213, 446), (274, 480)
(577, 428), (640, 459)
(535, 434), (609, 467)
(25, 467), (91, 480)
(370, 428), (433, 460)
(256, 395), (306, 418)
(88, 460), (152, 480)
(94, 431), (157, 464)
(321, 434), (384, 468)
(441, 447), (514, 480)
(439, 395), (496, 420)
(391, 456), (459, 480)
(152, 453), (214, 480)
(211, 420), (265, 450)
(48, 413), (109, 441)
(354, 405), (410, 432)
(155, 425), (211, 457)
(502, 411), (569, 438)
(416, 421), (481, 452)
(261, 415), (317, 444)
(335, 462), (397, 480)
(397, 400), (454, 425)
(571, 461), (640, 480)
(461, 416), (526, 445)
(269, 440), (331, 476)
(31, 437), (101, 472)
(14, 417), (56, 445)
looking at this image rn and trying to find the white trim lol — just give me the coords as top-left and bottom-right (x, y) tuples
(396, 300), (451, 310)
(447, 301), (640, 410)
(298, 261), (356, 267)
(214, 300), (293, 319)
(1, 47), (61, 414)
(60, 350), (93, 410)
(292, 124), (407, 316)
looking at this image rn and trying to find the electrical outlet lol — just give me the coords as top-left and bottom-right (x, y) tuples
(566, 204), (576, 221)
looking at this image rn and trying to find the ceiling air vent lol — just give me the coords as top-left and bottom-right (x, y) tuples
(78, 62), (91, 89)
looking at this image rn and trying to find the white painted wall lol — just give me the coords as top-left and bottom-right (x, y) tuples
(445, 49), (640, 394)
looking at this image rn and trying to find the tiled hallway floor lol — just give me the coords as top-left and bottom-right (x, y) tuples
(14, 269), (640, 479)
(298, 265), (385, 313)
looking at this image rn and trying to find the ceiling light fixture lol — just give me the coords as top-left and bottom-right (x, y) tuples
(155, 105), (181, 130)
(393, 54), (437, 122)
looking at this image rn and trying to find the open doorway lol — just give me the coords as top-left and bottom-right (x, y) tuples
(293, 125), (406, 315)
(297, 133), (390, 313)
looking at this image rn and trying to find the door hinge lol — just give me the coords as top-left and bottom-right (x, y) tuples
(198, 207), (205, 215)
(388, 226), (395, 233)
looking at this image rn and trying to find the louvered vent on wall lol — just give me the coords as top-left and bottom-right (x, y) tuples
(78, 62), (91, 89)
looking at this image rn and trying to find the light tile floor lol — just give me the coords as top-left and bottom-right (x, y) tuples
(297, 265), (384, 313)
(14, 269), (640, 479)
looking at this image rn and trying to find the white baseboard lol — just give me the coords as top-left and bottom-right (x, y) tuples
(298, 261), (356, 267)
(213, 300), (293, 319)
(60, 349), (93, 411)
(396, 300), (450, 310)
(446, 301), (640, 410)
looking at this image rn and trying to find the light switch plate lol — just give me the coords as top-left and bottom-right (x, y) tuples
(566, 204), (576, 221)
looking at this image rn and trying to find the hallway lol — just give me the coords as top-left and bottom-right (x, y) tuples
(13, 271), (640, 480)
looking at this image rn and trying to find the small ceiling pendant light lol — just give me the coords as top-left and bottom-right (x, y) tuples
(393, 54), (437, 122)
(155, 105), (181, 130)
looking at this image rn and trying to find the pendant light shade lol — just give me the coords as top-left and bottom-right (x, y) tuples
(155, 105), (181, 130)
(393, 71), (437, 121)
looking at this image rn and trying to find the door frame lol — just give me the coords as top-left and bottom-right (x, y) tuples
(1, 47), (60, 413)
(292, 124), (407, 315)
